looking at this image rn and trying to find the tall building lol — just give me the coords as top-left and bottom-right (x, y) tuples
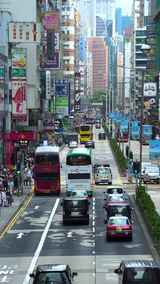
(115, 8), (133, 35)
(61, 2), (76, 76)
(87, 37), (108, 93)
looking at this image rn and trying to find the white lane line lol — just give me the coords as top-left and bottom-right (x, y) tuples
(22, 198), (60, 284)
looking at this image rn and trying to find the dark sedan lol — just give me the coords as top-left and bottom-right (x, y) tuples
(85, 140), (95, 148)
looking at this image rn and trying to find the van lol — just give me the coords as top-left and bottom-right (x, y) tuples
(62, 197), (89, 225)
(114, 260), (160, 284)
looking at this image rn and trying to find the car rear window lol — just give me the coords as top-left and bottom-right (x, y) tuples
(126, 267), (160, 283)
(107, 188), (123, 194)
(108, 218), (129, 226)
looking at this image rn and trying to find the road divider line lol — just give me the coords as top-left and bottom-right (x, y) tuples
(22, 198), (60, 284)
(0, 193), (33, 240)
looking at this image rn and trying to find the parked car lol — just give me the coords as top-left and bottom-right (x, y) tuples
(30, 264), (78, 284)
(95, 165), (112, 185)
(85, 140), (95, 148)
(61, 196), (90, 225)
(114, 260), (160, 284)
(142, 164), (160, 184)
(106, 216), (133, 241)
(69, 141), (78, 149)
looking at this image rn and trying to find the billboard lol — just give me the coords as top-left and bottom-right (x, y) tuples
(11, 48), (26, 80)
(55, 80), (70, 117)
(131, 121), (140, 139)
(9, 22), (41, 43)
(42, 11), (60, 31)
(12, 81), (27, 120)
(149, 139), (160, 160)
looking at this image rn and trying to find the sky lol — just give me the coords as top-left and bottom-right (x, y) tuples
(116, 0), (133, 16)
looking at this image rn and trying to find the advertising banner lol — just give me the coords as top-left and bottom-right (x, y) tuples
(143, 125), (152, 139)
(40, 32), (60, 69)
(120, 119), (128, 133)
(55, 80), (70, 117)
(11, 48), (26, 80)
(12, 81), (27, 120)
(143, 82), (158, 121)
(42, 11), (60, 31)
(149, 139), (160, 160)
(131, 121), (140, 139)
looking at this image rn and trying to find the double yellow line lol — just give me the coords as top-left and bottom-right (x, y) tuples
(0, 193), (33, 240)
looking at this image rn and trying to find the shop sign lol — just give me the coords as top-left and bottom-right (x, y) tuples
(12, 81), (27, 120)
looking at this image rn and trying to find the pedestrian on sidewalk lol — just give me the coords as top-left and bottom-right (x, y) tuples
(6, 190), (13, 206)
(1, 189), (7, 207)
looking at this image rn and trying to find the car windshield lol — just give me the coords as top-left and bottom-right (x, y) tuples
(98, 167), (110, 175)
(126, 267), (160, 284)
(108, 205), (131, 216)
(108, 195), (124, 202)
(147, 167), (159, 174)
(108, 217), (129, 226)
(64, 200), (88, 209)
(36, 271), (70, 284)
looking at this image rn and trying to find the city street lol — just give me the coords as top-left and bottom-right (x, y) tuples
(0, 129), (153, 284)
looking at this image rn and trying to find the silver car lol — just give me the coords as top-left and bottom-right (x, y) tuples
(142, 165), (160, 184)
(95, 166), (112, 185)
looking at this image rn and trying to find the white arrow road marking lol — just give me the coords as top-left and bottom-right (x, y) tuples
(67, 232), (73, 238)
(34, 206), (39, 210)
(0, 276), (9, 282)
(23, 198), (60, 284)
(16, 233), (24, 239)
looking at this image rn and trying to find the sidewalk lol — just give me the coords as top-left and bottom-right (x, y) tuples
(0, 186), (32, 237)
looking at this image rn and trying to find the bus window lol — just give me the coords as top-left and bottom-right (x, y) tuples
(80, 126), (90, 131)
(66, 155), (91, 165)
(35, 154), (59, 164)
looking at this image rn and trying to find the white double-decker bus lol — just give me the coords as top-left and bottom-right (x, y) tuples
(66, 148), (93, 196)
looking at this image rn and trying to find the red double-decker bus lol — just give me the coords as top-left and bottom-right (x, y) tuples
(33, 145), (61, 195)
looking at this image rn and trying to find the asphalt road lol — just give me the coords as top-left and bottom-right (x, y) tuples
(0, 129), (153, 284)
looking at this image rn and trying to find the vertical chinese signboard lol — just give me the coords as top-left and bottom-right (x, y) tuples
(74, 72), (81, 111)
(0, 58), (4, 112)
(40, 11), (60, 69)
(11, 48), (27, 120)
(55, 80), (70, 117)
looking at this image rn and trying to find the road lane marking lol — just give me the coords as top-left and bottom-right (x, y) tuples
(0, 193), (33, 240)
(16, 232), (24, 239)
(22, 198), (60, 284)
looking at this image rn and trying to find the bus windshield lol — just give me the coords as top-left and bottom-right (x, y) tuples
(80, 125), (90, 131)
(66, 155), (91, 165)
(35, 154), (59, 164)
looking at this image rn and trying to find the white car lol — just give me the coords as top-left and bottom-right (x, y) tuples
(95, 165), (112, 185)
(142, 165), (160, 184)
(104, 185), (129, 201)
(69, 141), (78, 149)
